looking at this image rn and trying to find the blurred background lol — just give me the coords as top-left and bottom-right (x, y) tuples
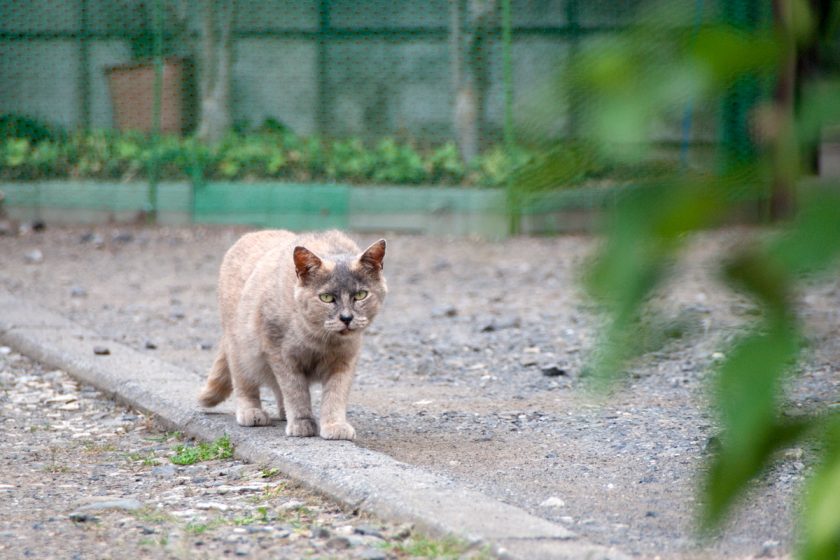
(0, 0), (838, 233)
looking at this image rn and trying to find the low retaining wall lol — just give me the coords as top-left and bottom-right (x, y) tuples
(0, 181), (618, 236)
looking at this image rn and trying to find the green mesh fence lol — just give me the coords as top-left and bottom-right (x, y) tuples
(0, 0), (770, 231)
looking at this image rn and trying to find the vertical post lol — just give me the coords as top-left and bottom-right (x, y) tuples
(770, 0), (796, 220)
(565, 0), (580, 139)
(78, 0), (91, 129)
(148, 0), (164, 223)
(316, 0), (330, 135)
(501, 0), (518, 235)
(679, 0), (705, 168)
(719, 0), (761, 175)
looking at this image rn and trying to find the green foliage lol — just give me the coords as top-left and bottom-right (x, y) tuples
(0, 121), (635, 188)
(171, 434), (234, 465)
(520, 2), (840, 558)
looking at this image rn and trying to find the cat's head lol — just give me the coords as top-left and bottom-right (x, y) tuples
(292, 239), (387, 337)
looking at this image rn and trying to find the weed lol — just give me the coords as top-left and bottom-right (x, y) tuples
(170, 434), (233, 465)
(133, 507), (175, 525)
(260, 467), (281, 479)
(125, 451), (160, 466)
(185, 518), (225, 535)
(382, 535), (482, 559)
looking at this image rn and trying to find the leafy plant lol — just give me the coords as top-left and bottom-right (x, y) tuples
(371, 137), (427, 184)
(527, 2), (840, 559)
(171, 434), (234, 465)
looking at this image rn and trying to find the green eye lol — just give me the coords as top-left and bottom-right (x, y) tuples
(353, 290), (368, 301)
(319, 293), (335, 303)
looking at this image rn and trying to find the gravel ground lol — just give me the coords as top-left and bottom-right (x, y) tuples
(0, 346), (488, 560)
(1, 224), (839, 558)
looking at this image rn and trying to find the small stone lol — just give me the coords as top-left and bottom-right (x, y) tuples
(540, 496), (566, 508)
(144, 340), (158, 350)
(68, 512), (99, 523)
(431, 305), (458, 318)
(325, 536), (351, 550)
(152, 464), (177, 478)
(112, 231), (134, 243)
(355, 525), (384, 539)
(70, 286), (88, 298)
(199, 342), (213, 351)
(0, 219), (15, 236)
(24, 249), (43, 263)
(0, 346), (11, 355)
(392, 523), (412, 540)
(784, 447), (804, 460)
(72, 498), (142, 514)
(359, 549), (387, 560)
(541, 366), (567, 377)
(279, 499), (305, 511)
(234, 544), (251, 556)
(93, 346), (110, 356)
(195, 501), (229, 511)
(311, 526), (331, 539)
(758, 539), (780, 558)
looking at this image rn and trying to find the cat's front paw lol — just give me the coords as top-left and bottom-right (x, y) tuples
(286, 417), (318, 437)
(236, 408), (271, 427)
(320, 422), (356, 441)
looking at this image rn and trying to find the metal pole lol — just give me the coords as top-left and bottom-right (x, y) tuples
(501, 0), (518, 235)
(78, 0), (91, 129)
(148, 0), (164, 223)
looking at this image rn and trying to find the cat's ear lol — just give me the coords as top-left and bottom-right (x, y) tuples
(359, 239), (386, 274)
(293, 246), (322, 281)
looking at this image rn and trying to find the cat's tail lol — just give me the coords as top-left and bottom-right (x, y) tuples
(198, 347), (232, 407)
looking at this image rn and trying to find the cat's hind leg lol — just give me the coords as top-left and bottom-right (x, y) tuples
(230, 353), (271, 427)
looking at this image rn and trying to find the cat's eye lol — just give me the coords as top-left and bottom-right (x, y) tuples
(353, 290), (368, 301)
(319, 293), (335, 303)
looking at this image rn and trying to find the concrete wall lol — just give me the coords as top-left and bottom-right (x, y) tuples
(0, 0), (715, 147)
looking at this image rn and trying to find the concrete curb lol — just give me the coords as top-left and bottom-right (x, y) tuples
(0, 288), (628, 560)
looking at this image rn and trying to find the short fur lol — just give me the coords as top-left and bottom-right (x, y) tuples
(198, 230), (387, 440)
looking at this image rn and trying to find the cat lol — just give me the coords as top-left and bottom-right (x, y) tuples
(198, 230), (386, 440)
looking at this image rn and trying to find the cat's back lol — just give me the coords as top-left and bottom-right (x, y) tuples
(218, 230), (296, 319)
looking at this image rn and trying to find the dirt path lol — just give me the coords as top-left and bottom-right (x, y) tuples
(2, 225), (838, 558)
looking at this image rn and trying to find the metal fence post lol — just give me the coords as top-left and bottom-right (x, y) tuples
(148, 0), (164, 223)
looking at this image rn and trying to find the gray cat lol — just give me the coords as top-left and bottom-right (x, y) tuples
(198, 230), (387, 440)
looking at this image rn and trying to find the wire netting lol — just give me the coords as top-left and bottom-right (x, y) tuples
(0, 0), (771, 204)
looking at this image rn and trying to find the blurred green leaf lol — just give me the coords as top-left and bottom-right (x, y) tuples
(800, 416), (840, 560)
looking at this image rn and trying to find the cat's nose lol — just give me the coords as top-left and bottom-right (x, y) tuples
(339, 313), (353, 325)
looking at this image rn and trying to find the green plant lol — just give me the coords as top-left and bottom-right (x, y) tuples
(531, 3), (840, 559)
(327, 137), (374, 182)
(381, 535), (484, 559)
(371, 137), (427, 184)
(171, 434), (234, 465)
(427, 141), (465, 184)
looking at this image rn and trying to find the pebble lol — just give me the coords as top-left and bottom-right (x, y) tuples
(540, 496), (566, 508)
(71, 498), (142, 513)
(151, 465), (177, 478)
(541, 365), (567, 377)
(24, 249), (43, 263)
(431, 305), (458, 318)
(92, 346), (111, 356)
(70, 286), (88, 298)
(144, 340), (158, 350)
(359, 549), (388, 560)
(325, 536), (351, 550)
